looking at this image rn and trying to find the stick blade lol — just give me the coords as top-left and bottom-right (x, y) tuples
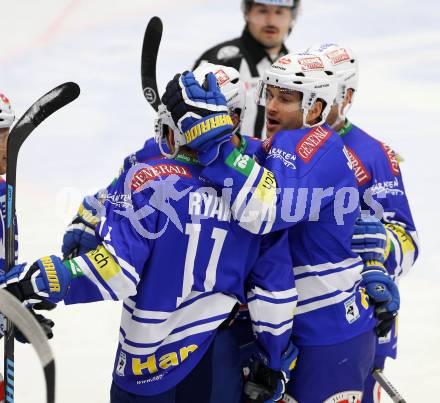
(141, 16), (163, 110)
(9, 82), (80, 151)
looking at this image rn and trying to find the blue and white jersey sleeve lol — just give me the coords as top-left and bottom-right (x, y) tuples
(64, 170), (155, 304)
(247, 230), (296, 370)
(345, 128), (419, 280)
(202, 125), (355, 235)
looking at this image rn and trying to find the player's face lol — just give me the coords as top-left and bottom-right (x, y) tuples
(246, 4), (292, 50)
(265, 85), (303, 137)
(0, 128), (9, 175)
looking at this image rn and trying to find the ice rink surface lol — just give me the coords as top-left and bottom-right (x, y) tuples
(0, 0), (439, 401)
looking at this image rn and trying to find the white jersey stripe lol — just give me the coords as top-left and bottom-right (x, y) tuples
(294, 257), (362, 276)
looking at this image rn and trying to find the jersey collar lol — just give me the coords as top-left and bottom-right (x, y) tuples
(337, 119), (353, 138)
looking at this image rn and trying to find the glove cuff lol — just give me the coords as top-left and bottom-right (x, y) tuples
(183, 113), (233, 149)
(36, 255), (72, 303)
(362, 260), (386, 274)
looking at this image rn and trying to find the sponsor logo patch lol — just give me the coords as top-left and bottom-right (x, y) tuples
(132, 344), (198, 376)
(215, 69), (230, 86)
(323, 391), (362, 403)
(267, 147), (297, 170)
(86, 245), (121, 281)
(344, 296), (360, 324)
(298, 56), (325, 71)
(345, 146), (371, 185)
(131, 164), (192, 192)
(255, 169), (277, 204)
(380, 142), (400, 176)
(278, 56), (292, 65)
(225, 149), (255, 177)
(370, 178), (404, 197)
(116, 351), (127, 376)
(295, 126), (332, 162)
(326, 48), (350, 65)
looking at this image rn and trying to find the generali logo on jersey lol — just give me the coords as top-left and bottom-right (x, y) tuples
(215, 69), (230, 86)
(326, 48), (350, 65)
(345, 146), (371, 185)
(131, 164), (191, 192)
(298, 56), (324, 71)
(380, 142), (400, 176)
(296, 126), (332, 162)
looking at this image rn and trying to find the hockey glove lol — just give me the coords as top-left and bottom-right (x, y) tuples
(2, 255), (71, 306)
(351, 216), (390, 262)
(244, 341), (298, 403)
(62, 198), (101, 259)
(161, 71), (234, 165)
(14, 310), (55, 343)
(361, 262), (400, 337)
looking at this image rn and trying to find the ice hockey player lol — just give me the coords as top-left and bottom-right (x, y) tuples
(310, 43), (419, 403)
(60, 64), (272, 403)
(0, 79), (298, 402)
(161, 52), (400, 402)
(193, 0), (301, 139)
(0, 92), (55, 398)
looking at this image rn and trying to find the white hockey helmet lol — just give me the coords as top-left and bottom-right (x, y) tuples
(155, 63), (245, 159)
(256, 53), (337, 127)
(194, 62), (246, 127)
(308, 43), (358, 117)
(0, 93), (15, 129)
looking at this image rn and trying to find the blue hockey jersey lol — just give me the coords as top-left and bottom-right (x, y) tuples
(339, 120), (419, 357)
(63, 154), (296, 396)
(202, 124), (376, 346)
(340, 121), (419, 280)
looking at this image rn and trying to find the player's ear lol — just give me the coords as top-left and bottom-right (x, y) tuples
(306, 100), (323, 125)
(344, 89), (354, 108)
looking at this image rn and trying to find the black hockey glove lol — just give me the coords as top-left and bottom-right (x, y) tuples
(14, 310), (54, 343)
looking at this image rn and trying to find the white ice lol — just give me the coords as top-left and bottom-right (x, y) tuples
(0, 0), (439, 401)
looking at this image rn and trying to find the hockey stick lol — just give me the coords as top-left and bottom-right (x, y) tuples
(0, 289), (55, 403)
(372, 368), (406, 403)
(4, 82), (80, 403)
(141, 16), (163, 111)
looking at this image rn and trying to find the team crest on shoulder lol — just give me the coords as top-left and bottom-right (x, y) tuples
(323, 391), (362, 403)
